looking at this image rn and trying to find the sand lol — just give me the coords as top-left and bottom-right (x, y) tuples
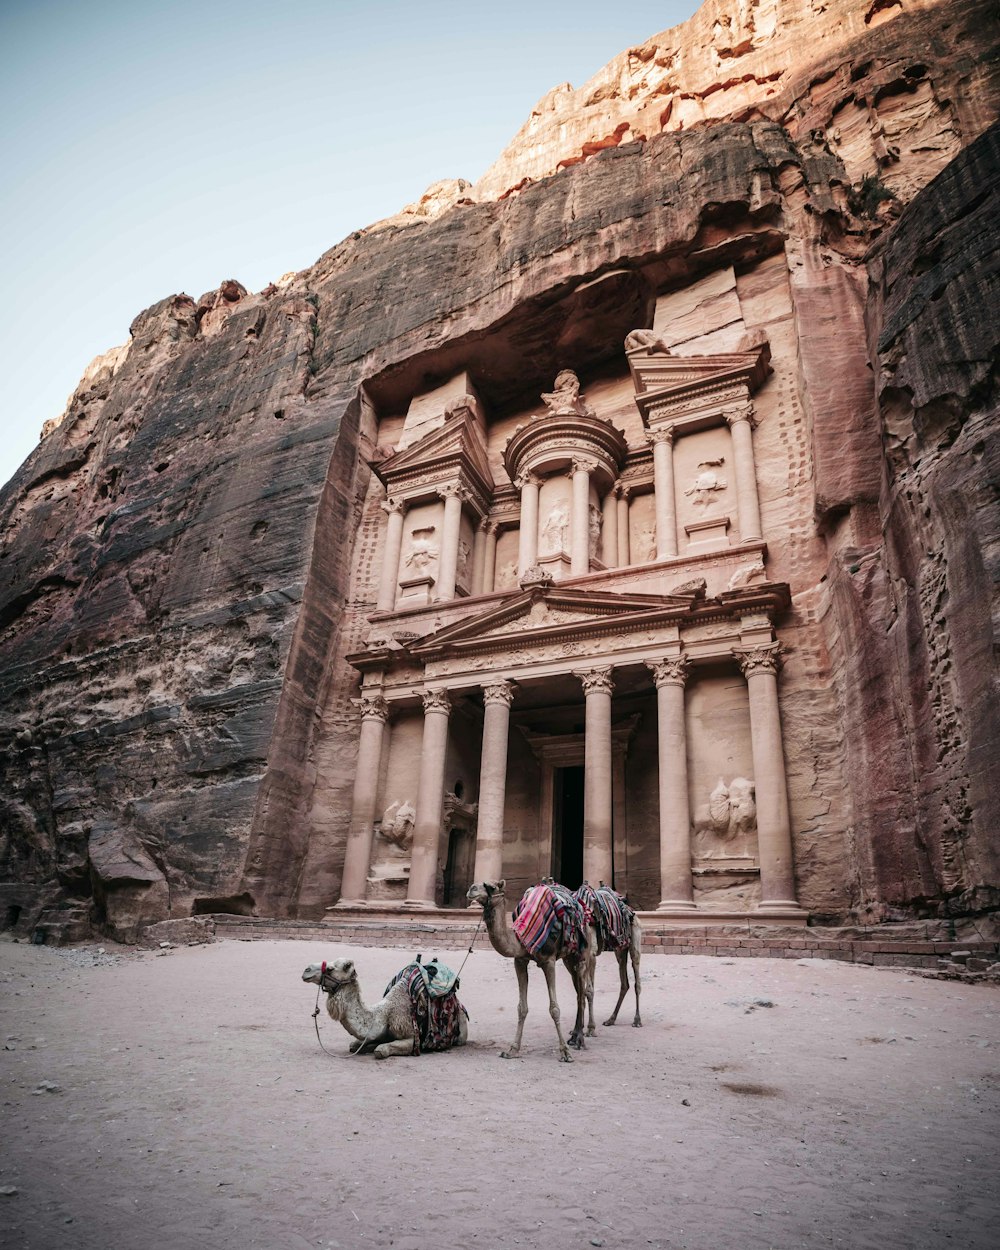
(0, 934), (998, 1250)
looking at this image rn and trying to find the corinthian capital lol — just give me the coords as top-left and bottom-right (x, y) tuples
(421, 688), (452, 716)
(571, 456), (599, 476)
(734, 643), (782, 678)
(724, 403), (756, 429)
(514, 469), (541, 491)
(380, 495), (405, 515)
(356, 694), (390, 723)
(647, 656), (690, 688)
(482, 678), (515, 708)
(573, 666), (614, 697)
(645, 427), (675, 447)
(439, 481), (469, 501)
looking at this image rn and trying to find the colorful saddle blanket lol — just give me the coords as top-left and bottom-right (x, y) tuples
(575, 883), (634, 952)
(383, 961), (468, 1055)
(512, 883), (592, 957)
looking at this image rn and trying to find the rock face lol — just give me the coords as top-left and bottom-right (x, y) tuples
(0, 0), (998, 939)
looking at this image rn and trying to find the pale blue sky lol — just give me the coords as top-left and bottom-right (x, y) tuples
(0, 0), (698, 488)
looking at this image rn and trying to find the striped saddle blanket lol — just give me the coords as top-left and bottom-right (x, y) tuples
(383, 961), (468, 1055)
(513, 883), (592, 957)
(575, 883), (634, 952)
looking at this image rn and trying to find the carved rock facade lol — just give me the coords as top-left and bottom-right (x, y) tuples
(0, 0), (998, 939)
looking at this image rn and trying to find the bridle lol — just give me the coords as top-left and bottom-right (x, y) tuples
(311, 961), (359, 1057)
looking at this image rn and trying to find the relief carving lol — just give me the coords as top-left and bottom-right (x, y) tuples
(692, 777), (758, 859)
(379, 799), (416, 850)
(588, 504), (602, 558)
(404, 526), (438, 573)
(541, 501), (570, 555)
(685, 460), (728, 508)
(457, 538), (472, 584)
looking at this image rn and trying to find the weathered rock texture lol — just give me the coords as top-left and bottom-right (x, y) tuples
(0, 0), (997, 939)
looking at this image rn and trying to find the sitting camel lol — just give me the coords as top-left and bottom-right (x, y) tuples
(302, 957), (468, 1059)
(467, 879), (595, 1062)
(575, 882), (642, 1032)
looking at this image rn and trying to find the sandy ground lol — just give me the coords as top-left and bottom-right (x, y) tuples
(0, 935), (998, 1250)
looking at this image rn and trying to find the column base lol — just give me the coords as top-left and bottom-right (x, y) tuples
(755, 900), (804, 913)
(329, 898), (367, 910)
(657, 899), (697, 911)
(402, 897), (437, 910)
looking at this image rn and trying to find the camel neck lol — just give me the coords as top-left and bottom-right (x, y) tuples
(484, 898), (522, 958)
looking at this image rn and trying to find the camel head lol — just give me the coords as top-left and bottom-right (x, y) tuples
(301, 957), (358, 990)
(467, 879), (506, 910)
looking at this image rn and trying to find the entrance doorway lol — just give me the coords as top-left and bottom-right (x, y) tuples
(552, 765), (585, 889)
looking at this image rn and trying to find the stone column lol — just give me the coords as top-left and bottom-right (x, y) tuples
(616, 485), (631, 566)
(571, 458), (595, 577)
(601, 486), (618, 569)
(472, 678), (515, 885)
(574, 667), (614, 885)
(405, 689), (452, 908)
(435, 483), (466, 601)
(376, 497), (406, 612)
(516, 471), (540, 575)
(726, 404), (763, 544)
(337, 694), (390, 906)
(483, 522), (498, 595)
(471, 518), (488, 596)
(648, 657), (695, 909)
(735, 645), (799, 909)
(648, 428), (678, 560)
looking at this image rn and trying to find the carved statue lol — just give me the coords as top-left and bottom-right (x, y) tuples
(404, 527), (438, 573)
(541, 370), (591, 417)
(379, 800), (416, 850)
(727, 561), (766, 590)
(541, 501), (570, 554)
(684, 468), (727, 507)
(588, 503), (602, 558)
(624, 329), (672, 355)
(692, 777), (757, 854)
(457, 538), (472, 583)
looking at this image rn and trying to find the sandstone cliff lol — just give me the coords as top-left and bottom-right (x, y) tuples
(0, 0), (997, 940)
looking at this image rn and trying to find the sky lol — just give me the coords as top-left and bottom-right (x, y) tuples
(0, 0), (700, 490)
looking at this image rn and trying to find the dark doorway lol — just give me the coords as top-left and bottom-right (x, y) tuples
(552, 765), (585, 889)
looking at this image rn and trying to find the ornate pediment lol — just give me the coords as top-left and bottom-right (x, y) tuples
(372, 408), (494, 505)
(407, 583), (708, 660)
(627, 338), (772, 433)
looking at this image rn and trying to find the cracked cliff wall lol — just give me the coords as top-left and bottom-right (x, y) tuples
(0, 0), (998, 938)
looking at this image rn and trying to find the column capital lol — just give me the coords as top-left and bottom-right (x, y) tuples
(724, 402), (756, 429)
(514, 469), (541, 490)
(734, 643), (782, 678)
(647, 655), (691, 688)
(645, 426), (676, 446)
(380, 495), (406, 515)
(574, 666), (614, 697)
(439, 481), (469, 501)
(483, 678), (515, 708)
(571, 456), (599, 475)
(616, 482), (632, 500)
(354, 693), (390, 723)
(421, 688), (452, 716)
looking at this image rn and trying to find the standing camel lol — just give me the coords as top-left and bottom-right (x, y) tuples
(467, 879), (595, 1062)
(575, 882), (642, 1031)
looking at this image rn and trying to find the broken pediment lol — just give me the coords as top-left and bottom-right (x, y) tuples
(627, 338), (772, 432)
(371, 406), (494, 505)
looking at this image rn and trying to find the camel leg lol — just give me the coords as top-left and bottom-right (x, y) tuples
(566, 959), (587, 1051)
(630, 933), (642, 1027)
(501, 957), (530, 1059)
(541, 958), (573, 1062)
(373, 1037), (416, 1060)
(603, 949), (630, 1026)
(584, 957), (597, 1036)
(583, 940), (597, 1036)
